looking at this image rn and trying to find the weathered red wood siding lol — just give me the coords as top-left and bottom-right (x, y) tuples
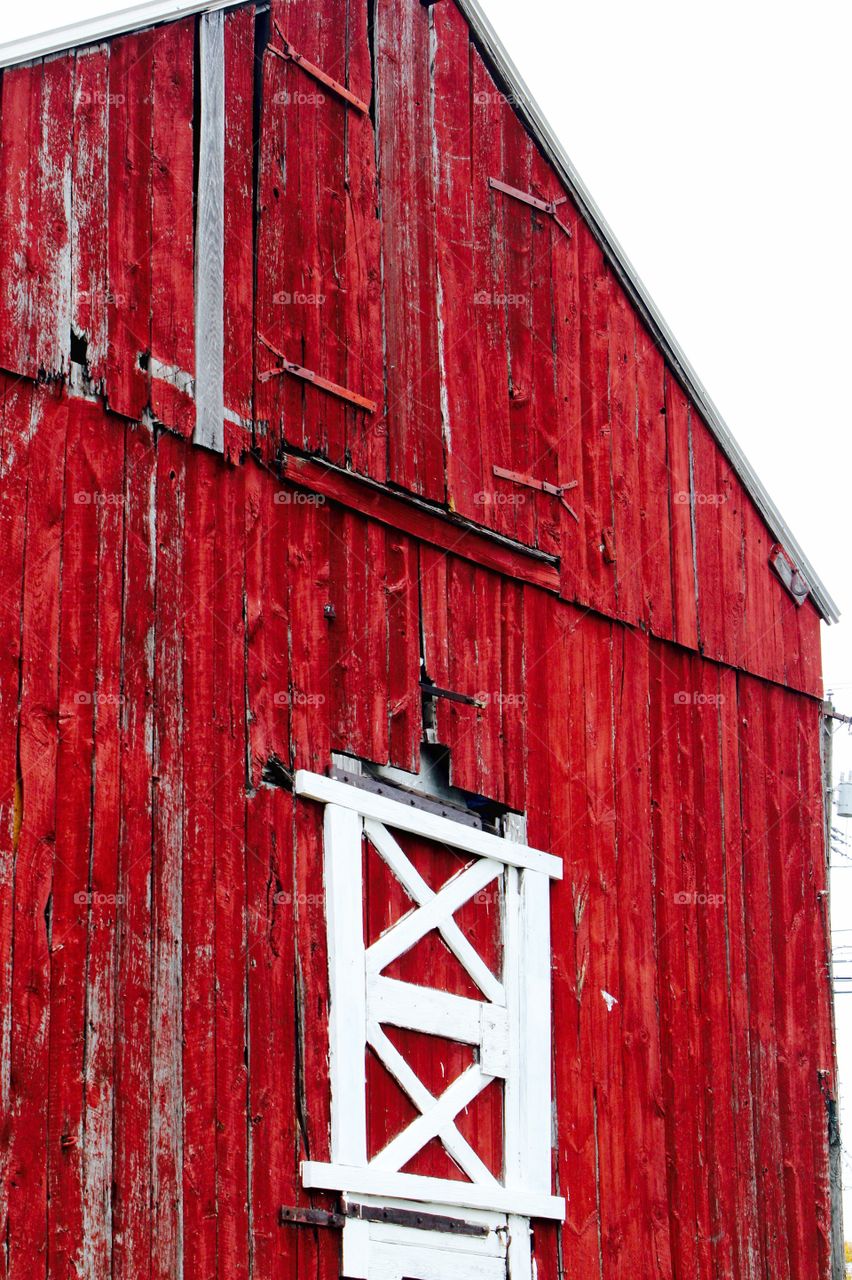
(0, 2), (835, 1278)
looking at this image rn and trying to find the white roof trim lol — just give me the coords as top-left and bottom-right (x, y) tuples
(0, 0), (839, 622)
(0, 0), (236, 67)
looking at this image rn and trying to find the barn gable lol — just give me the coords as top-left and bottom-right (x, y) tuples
(0, 0), (837, 682)
(0, 3), (841, 1279)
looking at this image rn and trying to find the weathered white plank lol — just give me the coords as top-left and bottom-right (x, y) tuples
(301, 1160), (565, 1220)
(369, 1240), (504, 1280)
(325, 803), (368, 1165)
(515, 869), (552, 1191)
(193, 9), (225, 451)
(295, 771), (562, 878)
(368, 973), (488, 1045)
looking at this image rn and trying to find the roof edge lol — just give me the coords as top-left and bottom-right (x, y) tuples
(0, 0), (237, 67)
(0, 0), (839, 622)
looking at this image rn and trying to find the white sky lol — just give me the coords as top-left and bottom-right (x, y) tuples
(5, 0), (852, 1234)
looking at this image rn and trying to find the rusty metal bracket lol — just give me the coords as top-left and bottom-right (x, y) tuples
(279, 1202), (490, 1238)
(258, 335), (377, 413)
(267, 25), (369, 115)
(279, 1206), (344, 1229)
(489, 177), (572, 238)
(770, 542), (809, 607)
(492, 464), (579, 521)
(420, 679), (485, 709)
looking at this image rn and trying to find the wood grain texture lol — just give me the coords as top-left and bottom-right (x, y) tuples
(0, 0), (835, 1274)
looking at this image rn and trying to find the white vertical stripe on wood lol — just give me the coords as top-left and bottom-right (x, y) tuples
(325, 803), (367, 1165)
(193, 9), (225, 452)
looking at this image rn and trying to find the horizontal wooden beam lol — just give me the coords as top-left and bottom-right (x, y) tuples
(302, 1161), (566, 1220)
(277, 454), (561, 595)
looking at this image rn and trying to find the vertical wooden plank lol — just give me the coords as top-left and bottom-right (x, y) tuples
(71, 46), (109, 389)
(246, 785), (297, 1279)
(327, 509), (387, 764)
(213, 458), (249, 1280)
(577, 226), (615, 616)
(471, 60), (511, 539)
(798, 695), (834, 1277)
(376, 0), (444, 500)
(151, 17), (196, 437)
(181, 448), (217, 1278)
(677, 651), (716, 1279)
(82, 408), (126, 1279)
(0, 63), (42, 378)
(112, 419), (156, 1280)
(7, 389), (66, 1278)
(35, 53), (74, 380)
(737, 674), (788, 1279)
(293, 797), (337, 1279)
(245, 461), (290, 789)
(0, 377), (35, 1269)
(528, 148), (561, 558)
(288, 498), (331, 772)
(432, 2), (481, 522)
(551, 189), (586, 605)
(500, 579), (526, 816)
(581, 614), (623, 1279)
(194, 10), (226, 453)
(689, 659), (738, 1280)
(612, 625), (673, 1277)
(344, 0), (385, 480)
(714, 453), (746, 672)
(649, 640), (698, 1279)
(386, 531), (420, 771)
(473, 565), (503, 800)
(253, 19), (297, 461)
(764, 682), (817, 1280)
(48, 400), (100, 1280)
(718, 665), (760, 1279)
(609, 285), (642, 622)
(741, 500), (785, 687)
(635, 327), (674, 639)
(223, 5), (256, 454)
(691, 415), (725, 660)
(444, 558), (478, 794)
(294, 5), (348, 464)
(106, 30), (153, 420)
(500, 122), (534, 547)
(151, 434), (185, 1280)
(665, 373), (699, 651)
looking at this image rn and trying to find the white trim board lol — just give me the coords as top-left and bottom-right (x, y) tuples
(302, 1162), (565, 1221)
(294, 770), (562, 879)
(0, 0), (834, 619)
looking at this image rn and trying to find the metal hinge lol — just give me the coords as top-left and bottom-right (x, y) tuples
(492, 465), (579, 521)
(489, 177), (572, 238)
(258, 335), (377, 413)
(267, 24), (370, 115)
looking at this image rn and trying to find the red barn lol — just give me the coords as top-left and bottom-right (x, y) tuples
(0, 1), (842, 1277)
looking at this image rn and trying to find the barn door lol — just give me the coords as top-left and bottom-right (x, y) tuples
(293, 771), (564, 1279)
